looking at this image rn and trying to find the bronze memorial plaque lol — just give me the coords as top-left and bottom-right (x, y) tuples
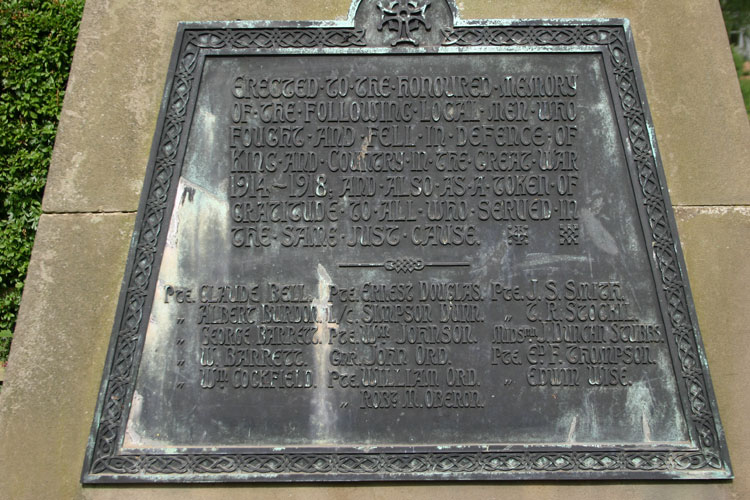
(82, 0), (732, 482)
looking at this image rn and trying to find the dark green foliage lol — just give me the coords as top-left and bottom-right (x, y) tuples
(740, 78), (750, 115)
(721, 0), (750, 38)
(722, 0), (750, 118)
(0, 0), (84, 362)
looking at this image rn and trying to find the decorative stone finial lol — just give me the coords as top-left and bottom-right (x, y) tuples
(376, 0), (432, 46)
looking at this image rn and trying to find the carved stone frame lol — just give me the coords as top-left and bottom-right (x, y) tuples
(82, 0), (732, 482)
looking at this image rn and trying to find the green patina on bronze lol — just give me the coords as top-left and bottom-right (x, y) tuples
(81, 0), (731, 482)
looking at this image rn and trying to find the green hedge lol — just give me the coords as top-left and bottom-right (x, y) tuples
(0, 0), (84, 363)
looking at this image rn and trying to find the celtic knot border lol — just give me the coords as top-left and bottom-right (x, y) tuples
(88, 449), (721, 478)
(384, 257), (426, 273)
(83, 8), (729, 483)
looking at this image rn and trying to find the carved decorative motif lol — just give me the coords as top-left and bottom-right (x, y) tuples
(558, 223), (579, 245)
(507, 224), (529, 245)
(377, 0), (431, 46)
(91, 449), (723, 477)
(384, 257), (426, 272)
(339, 259), (470, 273)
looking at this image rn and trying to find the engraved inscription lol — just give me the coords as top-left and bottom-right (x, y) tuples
(120, 52), (691, 452)
(83, 3), (731, 482)
(227, 71), (581, 251)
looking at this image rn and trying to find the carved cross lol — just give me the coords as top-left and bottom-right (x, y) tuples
(377, 0), (431, 46)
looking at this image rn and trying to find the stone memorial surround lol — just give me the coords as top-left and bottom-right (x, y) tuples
(0, 0), (748, 498)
